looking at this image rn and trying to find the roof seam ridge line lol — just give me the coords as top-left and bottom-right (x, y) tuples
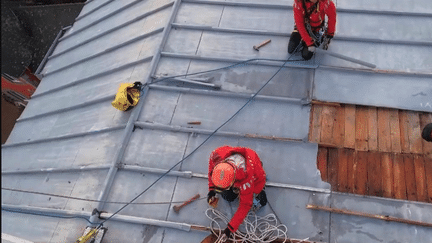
(320, 65), (432, 77)
(339, 36), (432, 46)
(1, 204), (193, 232)
(134, 121), (305, 142)
(184, 0), (432, 17)
(50, 2), (174, 60)
(2, 165), (111, 175)
(337, 7), (432, 17)
(90, 0), (183, 223)
(31, 56), (153, 99)
(149, 84), (305, 103)
(43, 29), (164, 77)
(35, 26), (68, 76)
(171, 23), (432, 46)
(75, 0), (115, 22)
(2, 204), (91, 219)
(1, 125), (126, 149)
(160, 52), (318, 69)
(171, 23), (290, 37)
(182, 0), (292, 9)
(59, 0), (147, 42)
(16, 96), (114, 124)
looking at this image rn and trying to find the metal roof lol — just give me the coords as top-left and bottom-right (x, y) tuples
(2, 0), (432, 242)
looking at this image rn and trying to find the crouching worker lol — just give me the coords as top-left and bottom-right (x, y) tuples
(207, 146), (267, 240)
(288, 0), (337, 60)
(111, 81), (142, 111)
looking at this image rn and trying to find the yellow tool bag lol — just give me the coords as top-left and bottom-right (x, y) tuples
(111, 82), (142, 111)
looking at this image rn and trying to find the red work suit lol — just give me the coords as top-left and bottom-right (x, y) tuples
(293, 0), (337, 46)
(208, 146), (267, 232)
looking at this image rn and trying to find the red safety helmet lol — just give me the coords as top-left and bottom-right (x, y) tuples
(211, 162), (236, 192)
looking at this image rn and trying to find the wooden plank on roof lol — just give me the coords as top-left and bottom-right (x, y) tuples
(424, 156), (432, 203)
(332, 105), (345, 147)
(354, 151), (368, 195)
(406, 111), (423, 154)
(347, 149), (355, 193)
(377, 108), (391, 152)
(393, 154), (407, 200)
(309, 105), (323, 143)
(419, 113), (432, 159)
(413, 155), (427, 202)
(344, 105), (356, 149)
(399, 111), (410, 153)
(381, 153), (393, 198)
(328, 148), (339, 191)
(367, 107), (378, 151)
(403, 154), (417, 201)
(321, 106), (337, 145)
(337, 148), (348, 193)
(367, 151), (382, 197)
(317, 147), (328, 182)
(389, 109), (402, 153)
(355, 106), (369, 151)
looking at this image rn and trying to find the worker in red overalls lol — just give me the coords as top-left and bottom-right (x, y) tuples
(288, 0), (337, 60)
(207, 146), (267, 239)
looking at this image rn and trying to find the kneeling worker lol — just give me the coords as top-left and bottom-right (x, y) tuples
(288, 0), (337, 60)
(207, 146), (267, 239)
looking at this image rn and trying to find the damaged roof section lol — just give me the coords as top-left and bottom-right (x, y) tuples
(2, 0), (432, 243)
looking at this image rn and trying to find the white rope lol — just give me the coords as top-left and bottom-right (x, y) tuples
(205, 208), (288, 243)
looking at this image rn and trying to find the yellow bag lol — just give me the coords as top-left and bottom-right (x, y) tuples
(111, 82), (141, 111)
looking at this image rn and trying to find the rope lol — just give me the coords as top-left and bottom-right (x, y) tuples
(98, 49), (299, 227)
(1, 187), (205, 205)
(205, 208), (288, 243)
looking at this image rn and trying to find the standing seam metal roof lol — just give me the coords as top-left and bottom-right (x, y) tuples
(2, 0), (432, 242)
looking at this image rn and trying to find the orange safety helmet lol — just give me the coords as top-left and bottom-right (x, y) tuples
(211, 162), (236, 192)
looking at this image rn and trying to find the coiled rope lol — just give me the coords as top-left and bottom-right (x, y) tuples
(205, 208), (288, 243)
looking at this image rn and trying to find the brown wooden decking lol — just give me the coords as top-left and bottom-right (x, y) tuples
(309, 102), (432, 203)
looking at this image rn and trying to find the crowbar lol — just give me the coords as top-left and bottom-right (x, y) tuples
(315, 48), (376, 69)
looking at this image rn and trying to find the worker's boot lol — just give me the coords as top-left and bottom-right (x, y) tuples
(288, 30), (301, 54)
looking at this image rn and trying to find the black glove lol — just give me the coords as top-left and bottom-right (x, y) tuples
(207, 190), (216, 204)
(223, 227), (232, 239)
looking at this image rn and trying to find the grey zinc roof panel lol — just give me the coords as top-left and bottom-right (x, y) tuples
(2, 0), (432, 242)
(313, 68), (432, 112)
(2, 129), (123, 169)
(337, 0), (432, 13)
(51, 0), (172, 56)
(329, 193), (432, 242)
(6, 102), (125, 144)
(18, 64), (151, 119)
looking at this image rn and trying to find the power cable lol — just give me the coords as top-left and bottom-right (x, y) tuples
(1, 187), (205, 205)
(98, 50), (299, 227)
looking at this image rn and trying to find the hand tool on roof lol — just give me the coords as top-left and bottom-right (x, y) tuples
(75, 228), (98, 243)
(208, 197), (219, 208)
(173, 194), (200, 213)
(315, 48), (376, 69)
(188, 121), (202, 125)
(75, 226), (108, 243)
(253, 39), (271, 51)
(307, 204), (432, 228)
